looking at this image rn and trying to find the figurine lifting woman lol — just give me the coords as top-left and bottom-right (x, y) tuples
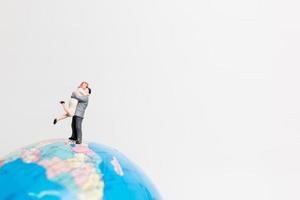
(53, 81), (91, 144)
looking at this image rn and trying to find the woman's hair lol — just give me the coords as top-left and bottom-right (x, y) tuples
(88, 88), (92, 94)
(80, 81), (89, 88)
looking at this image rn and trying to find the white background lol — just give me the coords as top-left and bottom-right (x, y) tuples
(1, 0), (300, 199)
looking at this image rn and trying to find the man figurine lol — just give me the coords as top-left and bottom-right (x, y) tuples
(69, 81), (91, 144)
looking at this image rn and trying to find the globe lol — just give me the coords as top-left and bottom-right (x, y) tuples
(0, 139), (161, 200)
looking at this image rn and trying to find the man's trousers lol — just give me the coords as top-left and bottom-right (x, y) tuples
(71, 115), (83, 143)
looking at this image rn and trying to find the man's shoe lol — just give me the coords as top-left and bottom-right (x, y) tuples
(75, 141), (81, 144)
(53, 119), (57, 125)
(69, 137), (76, 141)
(60, 101), (65, 104)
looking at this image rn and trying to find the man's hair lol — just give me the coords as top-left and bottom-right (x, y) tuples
(88, 88), (91, 94)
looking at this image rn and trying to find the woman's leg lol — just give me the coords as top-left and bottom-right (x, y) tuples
(53, 113), (69, 125)
(61, 103), (72, 116)
(57, 113), (69, 122)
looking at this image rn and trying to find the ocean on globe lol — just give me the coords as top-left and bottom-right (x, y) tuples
(0, 139), (161, 200)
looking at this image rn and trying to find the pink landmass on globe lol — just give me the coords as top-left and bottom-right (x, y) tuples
(72, 145), (95, 156)
(111, 156), (124, 176)
(71, 165), (93, 186)
(39, 157), (71, 178)
(21, 148), (41, 163)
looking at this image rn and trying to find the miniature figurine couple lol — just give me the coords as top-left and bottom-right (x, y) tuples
(53, 81), (91, 144)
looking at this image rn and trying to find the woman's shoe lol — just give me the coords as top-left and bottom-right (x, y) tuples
(60, 101), (65, 104)
(53, 119), (57, 125)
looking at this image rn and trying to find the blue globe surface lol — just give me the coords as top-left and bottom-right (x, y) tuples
(0, 139), (161, 200)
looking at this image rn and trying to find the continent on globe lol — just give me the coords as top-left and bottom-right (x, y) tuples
(0, 138), (161, 200)
(111, 156), (124, 176)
